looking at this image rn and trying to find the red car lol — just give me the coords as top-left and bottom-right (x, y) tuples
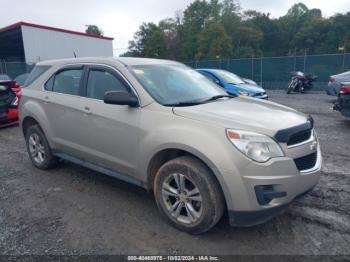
(0, 77), (22, 128)
(334, 83), (350, 118)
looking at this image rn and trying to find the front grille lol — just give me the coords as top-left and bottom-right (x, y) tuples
(287, 129), (312, 146)
(294, 152), (317, 171)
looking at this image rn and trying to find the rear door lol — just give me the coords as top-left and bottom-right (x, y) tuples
(77, 65), (141, 177)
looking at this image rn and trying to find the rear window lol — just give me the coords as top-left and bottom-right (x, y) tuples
(24, 65), (51, 87)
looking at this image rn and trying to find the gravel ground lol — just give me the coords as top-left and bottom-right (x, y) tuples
(0, 91), (349, 255)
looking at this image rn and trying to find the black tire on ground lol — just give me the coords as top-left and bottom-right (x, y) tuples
(153, 156), (225, 234)
(25, 125), (58, 170)
(287, 81), (294, 94)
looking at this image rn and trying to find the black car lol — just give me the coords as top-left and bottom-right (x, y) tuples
(334, 83), (350, 118)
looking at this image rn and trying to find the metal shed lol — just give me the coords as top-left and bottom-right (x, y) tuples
(0, 22), (114, 63)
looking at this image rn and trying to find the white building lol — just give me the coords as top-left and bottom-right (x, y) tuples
(0, 22), (114, 63)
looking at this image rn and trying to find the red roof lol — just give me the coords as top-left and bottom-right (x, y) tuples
(0, 21), (114, 40)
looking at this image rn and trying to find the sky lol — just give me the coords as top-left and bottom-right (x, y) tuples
(1, 0), (349, 56)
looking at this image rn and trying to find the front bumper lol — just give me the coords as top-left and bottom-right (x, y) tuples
(0, 108), (19, 128)
(220, 143), (322, 227)
(228, 186), (315, 226)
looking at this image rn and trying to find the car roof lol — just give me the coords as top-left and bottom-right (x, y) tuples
(37, 57), (182, 67)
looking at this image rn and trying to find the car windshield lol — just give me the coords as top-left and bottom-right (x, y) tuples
(212, 70), (245, 85)
(129, 64), (228, 106)
(0, 74), (11, 81)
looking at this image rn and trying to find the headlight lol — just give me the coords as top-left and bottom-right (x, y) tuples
(226, 129), (284, 162)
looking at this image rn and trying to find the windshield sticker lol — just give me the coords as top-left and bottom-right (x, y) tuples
(133, 69), (145, 75)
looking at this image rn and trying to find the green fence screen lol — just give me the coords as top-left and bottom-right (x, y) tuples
(1, 53), (349, 90)
(0, 61), (35, 80)
(185, 53), (350, 90)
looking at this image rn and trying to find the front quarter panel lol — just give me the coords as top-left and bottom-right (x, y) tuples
(137, 104), (251, 210)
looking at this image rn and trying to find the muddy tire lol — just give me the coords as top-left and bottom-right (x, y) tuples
(153, 156), (225, 234)
(25, 125), (58, 170)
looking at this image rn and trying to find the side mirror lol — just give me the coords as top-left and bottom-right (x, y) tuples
(104, 91), (139, 107)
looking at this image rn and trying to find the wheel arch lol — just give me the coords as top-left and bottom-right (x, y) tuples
(146, 146), (231, 211)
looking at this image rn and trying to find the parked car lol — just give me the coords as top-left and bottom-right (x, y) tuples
(326, 71), (350, 96)
(196, 69), (268, 99)
(0, 74), (11, 81)
(20, 57), (321, 234)
(242, 78), (257, 85)
(0, 79), (22, 128)
(333, 83), (350, 118)
(15, 73), (30, 87)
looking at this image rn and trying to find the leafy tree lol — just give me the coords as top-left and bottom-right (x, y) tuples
(85, 25), (104, 36)
(123, 1), (350, 60)
(123, 23), (166, 58)
(197, 21), (232, 59)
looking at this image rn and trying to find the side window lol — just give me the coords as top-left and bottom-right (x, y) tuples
(86, 69), (129, 100)
(52, 69), (83, 95)
(24, 65), (51, 87)
(45, 76), (54, 91)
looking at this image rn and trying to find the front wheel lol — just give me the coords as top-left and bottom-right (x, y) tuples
(287, 79), (296, 94)
(154, 156), (225, 234)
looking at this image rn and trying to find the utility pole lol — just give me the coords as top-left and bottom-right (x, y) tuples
(303, 49), (307, 72)
(342, 48), (346, 72)
(251, 55), (254, 80)
(260, 56), (263, 87)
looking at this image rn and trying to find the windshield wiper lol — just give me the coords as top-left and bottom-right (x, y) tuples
(202, 94), (235, 103)
(163, 100), (204, 107)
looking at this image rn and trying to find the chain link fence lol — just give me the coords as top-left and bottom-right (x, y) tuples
(1, 53), (349, 90)
(0, 60), (35, 80)
(185, 53), (350, 90)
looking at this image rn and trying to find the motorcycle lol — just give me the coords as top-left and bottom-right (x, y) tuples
(286, 71), (317, 94)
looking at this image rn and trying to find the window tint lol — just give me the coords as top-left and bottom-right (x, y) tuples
(86, 69), (128, 100)
(45, 76), (54, 91)
(24, 66), (50, 87)
(52, 69), (83, 95)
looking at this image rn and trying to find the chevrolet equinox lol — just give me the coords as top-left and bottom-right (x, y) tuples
(19, 57), (321, 234)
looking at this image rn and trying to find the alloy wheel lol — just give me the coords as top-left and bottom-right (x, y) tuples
(28, 133), (46, 164)
(161, 173), (203, 224)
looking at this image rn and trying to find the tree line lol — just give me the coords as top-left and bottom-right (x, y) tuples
(121, 1), (350, 61)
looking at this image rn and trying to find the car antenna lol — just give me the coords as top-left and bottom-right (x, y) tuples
(73, 51), (77, 58)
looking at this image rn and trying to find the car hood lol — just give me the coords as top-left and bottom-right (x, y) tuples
(173, 97), (308, 136)
(233, 83), (265, 93)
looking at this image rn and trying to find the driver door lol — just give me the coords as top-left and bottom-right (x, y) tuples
(77, 65), (141, 178)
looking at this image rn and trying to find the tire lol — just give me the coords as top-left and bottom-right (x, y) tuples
(153, 156), (225, 234)
(286, 80), (294, 94)
(25, 125), (58, 170)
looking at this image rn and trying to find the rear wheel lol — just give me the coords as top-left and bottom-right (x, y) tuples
(154, 156), (225, 234)
(25, 125), (58, 170)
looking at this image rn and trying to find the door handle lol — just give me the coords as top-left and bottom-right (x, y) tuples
(83, 106), (92, 115)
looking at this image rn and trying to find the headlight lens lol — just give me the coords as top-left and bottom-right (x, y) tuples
(226, 129), (284, 162)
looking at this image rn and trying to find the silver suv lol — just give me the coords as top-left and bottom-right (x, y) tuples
(20, 57), (321, 234)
